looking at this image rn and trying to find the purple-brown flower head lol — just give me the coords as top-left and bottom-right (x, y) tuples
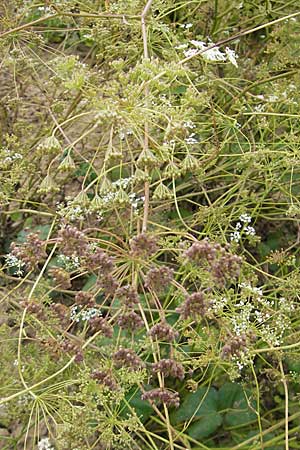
(149, 320), (178, 342)
(49, 267), (71, 289)
(91, 370), (118, 390)
(176, 291), (211, 321)
(221, 333), (247, 359)
(113, 348), (145, 370)
(117, 311), (144, 332)
(142, 388), (180, 408)
(129, 233), (158, 258)
(83, 247), (115, 274)
(89, 317), (113, 338)
(116, 285), (139, 307)
(144, 265), (174, 292)
(152, 359), (185, 380)
(10, 233), (47, 270)
(75, 291), (95, 308)
(57, 225), (88, 257)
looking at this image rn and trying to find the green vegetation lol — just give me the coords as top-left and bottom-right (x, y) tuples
(1, 1), (300, 449)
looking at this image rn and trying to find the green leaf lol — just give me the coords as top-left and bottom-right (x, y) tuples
(219, 384), (257, 428)
(120, 388), (153, 424)
(170, 387), (218, 424)
(285, 357), (300, 373)
(186, 412), (222, 440)
(82, 274), (97, 291)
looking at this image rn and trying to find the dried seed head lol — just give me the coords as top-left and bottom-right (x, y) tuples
(89, 317), (113, 338)
(116, 285), (139, 307)
(83, 247), (115, 274)
(144, 265), (174, 292)
(176, 291), (211, 321)
(113, 348), (145, 370)
(49, 267), (71, 289)
(149, 320), (179, 342)
(75, 291), (95, 308)
(117, 310), (144, 331)
(57, 225), (88, 257)
(10, 233), (47, 270)
(129, 233), (158, 258)
(142, 388), (180, 408)
(152, 358), (185, 380)
(91, 370), (118, 390)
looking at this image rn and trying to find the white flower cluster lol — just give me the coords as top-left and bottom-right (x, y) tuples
(180, 23), (193, 29)
(278, 296), (295, 313)
(56, 201), (86, 222)
(112, 177), (133, 189)
(239, 282), (263, 299)
(2, 148), (23, 165)
(230, 303), (253, 335)
(70, 305), (102, 322)
(181, 40), (238, 67)
(38, 437), (54, 450)
(211, 296), (228, 314)
(185, 133), (198, 145)
(119, 129), (133, 140)
(230, 213), (256, 242)
(183, 121), (196, 129)
(5, 253), (25, 276)
(56, 254), (81, 271)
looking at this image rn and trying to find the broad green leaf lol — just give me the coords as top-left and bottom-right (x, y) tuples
(170, 387), (218, 424)
(187, 412), (222, 440)
(120, 388), (153, 424)
(220, 384), (257, 428)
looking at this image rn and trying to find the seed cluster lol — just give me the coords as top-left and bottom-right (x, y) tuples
(10, 233), (47, 270)
(129, 233), (158, 258)
(142, 388), (180, 408)
(152, 358), (185, 380)
(185, 239), (242, 286)
(149, 320), (179, 342)
(144, 265), (174, 292)
(113, 348), (145, 370)
(176, 291), (211, 320)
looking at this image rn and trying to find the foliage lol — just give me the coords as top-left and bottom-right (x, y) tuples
(1, 0), (300, 449)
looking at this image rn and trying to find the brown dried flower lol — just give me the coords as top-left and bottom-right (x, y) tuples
(10, 233), (47, 270)
(91, 370), (118, 390)
(142, 388), (180, 408)
(89, 317), (113, 338)
(116, 285), (139, 307)
(117, 310), (144, 331)
(144, 265), (174, 292)
(152, 359), (185, 380)
(149, 320), (179, 342)
(176, 291), (211, 321)
(83, 247), (115, 274)
(129, 233), (158, 258)
(113, 348), (145, 370)
(221, 333), (247, 359)
(57, 225), (88, 257)
(75, 291), (95, 308)
(49, 267), (71, 289)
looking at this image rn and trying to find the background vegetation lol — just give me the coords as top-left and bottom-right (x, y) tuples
(1, 0), (300, 449)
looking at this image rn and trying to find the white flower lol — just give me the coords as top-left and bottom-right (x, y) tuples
(190, 40), (207, 50)
(239, 213), (252, 223)
(225, 47), (238, 67)
(244, 225), (256, 236)
(175, 43), (189, 50)
(202, 46), (226, 62)
(230, 231), (241, 242)
(38, 438), (54, 450)
(183, 48), (198, 58)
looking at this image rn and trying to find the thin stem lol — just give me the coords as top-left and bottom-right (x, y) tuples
(279, 358), (289, 450)
(141, 0), (153, 234)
